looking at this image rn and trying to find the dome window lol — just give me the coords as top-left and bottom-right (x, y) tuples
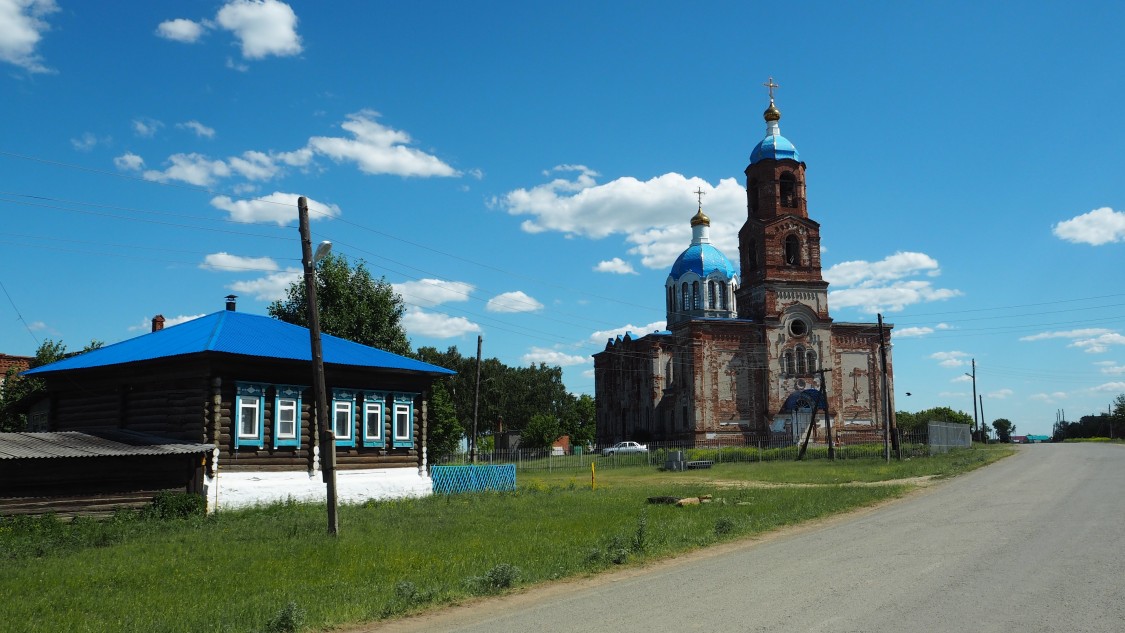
(789, 318), (808, 337)
(681, 283), (689, 310)
(692, 281), (700, 309)
(708, 281), (717, 309)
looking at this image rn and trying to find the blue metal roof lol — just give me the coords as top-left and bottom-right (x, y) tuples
(24, 311), (455, 376)
(669, 243), (737, 280)
(749, 133), (800, 164)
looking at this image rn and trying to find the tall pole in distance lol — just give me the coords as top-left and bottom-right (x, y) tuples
(967, 358), (979, 443)
(299, 196), (338, 536)
(471, 335), (482, 465)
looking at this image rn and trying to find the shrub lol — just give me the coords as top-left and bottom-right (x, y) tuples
(264, 601), (305, 633)
(143, 492), (206, 520)
(466, 563), (521, 594)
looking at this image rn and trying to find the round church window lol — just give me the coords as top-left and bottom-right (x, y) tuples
(789, 319), (808, 337)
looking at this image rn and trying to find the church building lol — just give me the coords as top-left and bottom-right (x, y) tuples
(594, 87), (893, 445)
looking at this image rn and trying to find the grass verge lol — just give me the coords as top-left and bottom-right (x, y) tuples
(0, 446), (1011, 633)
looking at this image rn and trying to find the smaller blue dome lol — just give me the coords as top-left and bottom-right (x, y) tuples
(669, 244), (737, 280)
(750, 134), (800, 164)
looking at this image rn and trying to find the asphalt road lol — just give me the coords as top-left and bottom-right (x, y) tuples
(369, 444), (1125, 633)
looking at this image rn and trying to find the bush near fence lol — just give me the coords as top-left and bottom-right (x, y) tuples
(434, 431), (936, 475)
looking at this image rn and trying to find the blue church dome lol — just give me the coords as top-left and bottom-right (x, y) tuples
(669, 243), (737, 279)
(749, 133), (800, 164)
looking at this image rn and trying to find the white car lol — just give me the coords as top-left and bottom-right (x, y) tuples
(602, 441), (649, 456)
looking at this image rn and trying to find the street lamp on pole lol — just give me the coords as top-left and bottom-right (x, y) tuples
(298, 196), (338, 536)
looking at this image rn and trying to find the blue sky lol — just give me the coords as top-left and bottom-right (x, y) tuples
(2, 1), (1123, 437)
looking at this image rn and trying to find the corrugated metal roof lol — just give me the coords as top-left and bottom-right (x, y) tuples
(0, 430), (214, 460)
(668, 243), (738, 280)
(23, 310), (456, 377)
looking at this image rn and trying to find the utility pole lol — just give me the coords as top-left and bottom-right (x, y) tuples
(299, 196), (338, 536)
(471, 335), (482, 464)
(979, 395), (987, 444)
(966, 358), (979, 443)
(877, 314), (893, 462)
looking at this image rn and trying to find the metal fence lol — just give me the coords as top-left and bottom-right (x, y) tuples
(433, 430), (948, 475)
(926, 421), (971, 454)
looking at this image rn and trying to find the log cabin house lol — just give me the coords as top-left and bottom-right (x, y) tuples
(2, 303), (454, 515)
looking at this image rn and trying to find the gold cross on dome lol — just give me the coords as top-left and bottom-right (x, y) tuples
(694, 187), (706, 207)
(763, 76), (779, 102)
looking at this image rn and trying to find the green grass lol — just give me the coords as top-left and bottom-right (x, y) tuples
(0, 446), (1011, 633)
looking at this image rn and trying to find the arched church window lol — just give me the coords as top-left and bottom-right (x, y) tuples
(782, 350), (794, 376)
(667, 286), (674, 313)
(718, 283), (727, 310)
(796, 346), (807, 374)
(780, 173), (796, 208)
(708, 280), (717, 309)
(807, 350), (817, 373)
(681, 283), (689, 310)
(692, 281), (700, 309)
(784, 234), (800, 266)
(747, 239), (758, 273)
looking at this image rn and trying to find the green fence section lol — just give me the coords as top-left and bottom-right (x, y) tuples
(431, 464), (517, 494)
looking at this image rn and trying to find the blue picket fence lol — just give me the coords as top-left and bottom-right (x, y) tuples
(431, 464), (517, 494)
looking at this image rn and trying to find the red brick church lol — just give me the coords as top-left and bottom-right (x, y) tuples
(594, 86), (894, 445)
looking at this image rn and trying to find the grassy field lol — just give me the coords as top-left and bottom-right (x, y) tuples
(0, 445), (1012, 633)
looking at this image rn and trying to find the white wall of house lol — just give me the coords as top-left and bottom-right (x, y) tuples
(205, 467), (432, 512)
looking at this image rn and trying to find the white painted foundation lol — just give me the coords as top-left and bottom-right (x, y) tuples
(204, 467), (432, 512)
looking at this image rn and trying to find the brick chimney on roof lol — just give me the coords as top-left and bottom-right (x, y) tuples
(225, 294), (238, 311)
(152, 315), (165, 332)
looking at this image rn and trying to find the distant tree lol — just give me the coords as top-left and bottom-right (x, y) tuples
(992, 418), (1015, 443)
(0, 339), (102, 431)
(522, 413), (562, 449)
(268, 253), (411, 356)
(562, 394), (596, 447)
(426, 380), (462, 460)
(894, 410), (920, 432)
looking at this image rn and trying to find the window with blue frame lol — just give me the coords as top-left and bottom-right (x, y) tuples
(362, 391), (388, 448)
(392, 393), (417, 448)
(332, 388), (357, 447)
(234, 382), (266, 448)
(273, 385), (304, 448)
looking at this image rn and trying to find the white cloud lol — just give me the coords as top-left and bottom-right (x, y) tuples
(987, 388), (1014, 399)
(177, 120), (216, 138)
(521, 347), (589, 367)
(1097, 362), (1125, 376)
(824, 252), (941, 287)
(308, 110), (459, 178)
(70, 132), (108, 152)
(823, 252), (960, 314)
(495, 167), (742, 270)
(27, 320), (45, 331)
(951, 374), (972, 383)
(225, 56), (249, 72)
(402, 308), (480, 339)
(895, 326), (933, 338)
(228, 150), (279, 180)
(132, 118), (164, 138)
(1030, 392), (1068, 404)
(394, 279), (474, 308)
(216, 0), (302, 60)
(1020, 328), (1125, 354)
(930, 350), (969, 368)
(486, 291), (543, 313)
(228, 267), (301, 301)
(590, 321), (667, 344)
(1092, 381), (1125, 393)
(1052, 207), (1125, 245)
(200, 252), (279, 272)
(156, 18), (207, 43)
(829, 281), (961, 314)
(128, 313), (206, 332)
(114, 152), (145, 171)
(210, 192), (340, 226)
(594, 257), (637, 275)
(0, 0), (58, 73)
(143, 152), (230, 186)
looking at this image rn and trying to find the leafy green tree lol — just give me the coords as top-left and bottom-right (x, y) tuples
(521, 413), (561, 449)
(562, 394), (596, 447)
(426, 380), (462, 460)
(268, 253), (411, 356)
(0, 339), (101, 431)
(992, 418), (1015, 443)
